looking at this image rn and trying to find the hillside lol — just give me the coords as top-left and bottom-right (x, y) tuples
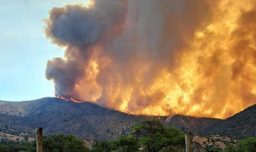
(203, 104), (256, 138)
(0, 97), (255, 140)
(166, 114), (221, 133)
(0, 98), (152, 140)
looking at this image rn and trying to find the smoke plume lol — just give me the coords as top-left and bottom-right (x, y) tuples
(46, 0), (127, 97)
(45, 0), (256, 118)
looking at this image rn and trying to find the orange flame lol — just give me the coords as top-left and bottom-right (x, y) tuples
(51, 0), (256, 118)
(57, 96), (81, 103)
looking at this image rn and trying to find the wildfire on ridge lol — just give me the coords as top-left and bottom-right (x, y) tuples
(46, 0), (256, 118)
(57, 96), (81, 103)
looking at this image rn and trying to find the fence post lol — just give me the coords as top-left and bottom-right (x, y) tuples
(36, 128), (43, 152)
(185, 132), (193, 152)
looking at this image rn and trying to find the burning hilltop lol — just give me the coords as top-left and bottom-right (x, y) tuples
(45, 0), (256, 118)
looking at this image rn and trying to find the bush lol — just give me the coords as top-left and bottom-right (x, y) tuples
(224, 137), (256, 152)
(43, 135), (89, 152)
(91, 141), (116, 152)
(0, 135), (89, 152)
(114, 136), (139, 152)
(0, 142), (35, 152)
(0, 144), (8, 152)
(237, 137), (256, 152)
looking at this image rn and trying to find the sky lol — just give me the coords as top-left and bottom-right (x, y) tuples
(0, 0), (87, 101)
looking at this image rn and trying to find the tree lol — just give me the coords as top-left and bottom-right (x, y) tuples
(131, 120), (185, 152)
(91, 141), (115, 152)
(237, 137), (256, 152)
(43, 135), (89, 152)
(114, 136), (139, 152)
(224, 144), (237, 152)
(0, 135), (88, 152)
(132, 120), (165, 138)
(224, 137), (256, 152)
(0, 142), (35, 152)
(0, 144), (8, 152)
(91, 120), (185, 152)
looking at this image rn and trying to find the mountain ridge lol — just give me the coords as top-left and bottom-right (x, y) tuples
(0, 97), (255, 140)
(203, 104), (256, 138)
(0, 97), (156, 140)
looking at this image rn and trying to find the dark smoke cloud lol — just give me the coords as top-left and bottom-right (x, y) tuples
(45, 0), (127, 98)
(46, 57), (83, 97)
(46, 6), (103, 47)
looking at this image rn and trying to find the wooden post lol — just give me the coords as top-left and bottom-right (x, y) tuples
(36, 128), (43, 152)
(185, 132), (192, 152)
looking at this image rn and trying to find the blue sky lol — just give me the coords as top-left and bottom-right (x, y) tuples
(0, 0), (86, 101)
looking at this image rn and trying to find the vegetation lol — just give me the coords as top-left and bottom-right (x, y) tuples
(0, 135), (89, 152)
(224, 137), (256, 152)
(0, 141), (35, 152)
(91, 120), (185, 152)
(206, 145), (222, 152)
(43, 135), (89, 152)
(0, 120), (184, 152)
(1, 120), (255, 152)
